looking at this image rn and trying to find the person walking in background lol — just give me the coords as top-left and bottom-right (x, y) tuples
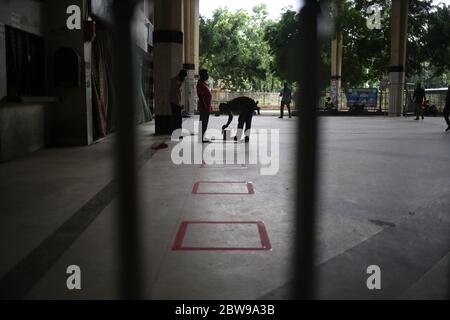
(279, 82), (292, 119)
(444, 85), (450, 132)
(413, 82), (426, 120)
(197, 69), (212, 143)
(170, 69), (187, 133)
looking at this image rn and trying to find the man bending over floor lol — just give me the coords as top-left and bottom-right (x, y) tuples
(219, 96), (259, 142)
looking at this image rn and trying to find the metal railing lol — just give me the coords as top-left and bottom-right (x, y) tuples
(211, 91), (297, 110)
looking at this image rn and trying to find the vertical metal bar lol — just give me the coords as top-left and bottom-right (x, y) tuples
(294, 0), (320, 300)
(111, 0), (141, 299)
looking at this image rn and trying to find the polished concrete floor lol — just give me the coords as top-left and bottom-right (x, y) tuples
(0, 115), (448, 299)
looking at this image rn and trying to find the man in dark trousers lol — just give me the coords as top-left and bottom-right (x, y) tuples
(219, 96), (259, 142)
(279, 82), (292, 118)
(413, 82), (426, 120)
(444, 85), (450, 132)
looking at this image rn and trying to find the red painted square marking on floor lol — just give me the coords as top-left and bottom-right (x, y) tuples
(172, 221), (271, 251)
(200, 160), (247, 169)
(192, 181), (254, 195)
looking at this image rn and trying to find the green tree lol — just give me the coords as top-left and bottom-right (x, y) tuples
(199, 5), (279, 91)
(423, 4), (450, 80)
(265, 0), (447, 89)
(352, 0), (437, 82)
(263, 9), (299, 84)
(338, 0), (391, 87)
(264, 8), (330, 90)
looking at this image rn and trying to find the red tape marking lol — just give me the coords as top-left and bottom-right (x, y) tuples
(200, 160), (247, 169)
(192, 181), (255, 195)
(172, 221), (272, 251)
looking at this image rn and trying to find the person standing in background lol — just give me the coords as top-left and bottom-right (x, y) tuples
(197, 69), (212, 143)
(279, 82), (292, 119)
(413, 82), (426, 120)
(170, 69), (187, 133)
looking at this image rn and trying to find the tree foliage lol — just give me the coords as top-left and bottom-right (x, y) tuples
(353, 0), (436, 81)
(199, 5), (281, 91)
(423, 4), (450, 79)
(265, 0), (449, 88)
(200, 1), (450, 91)
(263, 10), (299, 84)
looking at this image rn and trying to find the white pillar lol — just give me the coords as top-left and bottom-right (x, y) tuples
(182, 0), (199, 115)
(153, 0), (183, 134)
(388, 0), (409, 117)
(331, 31), (343, 109)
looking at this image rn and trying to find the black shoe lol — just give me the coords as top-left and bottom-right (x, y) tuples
(414, 118), (419, 120)
(278, 116), (283, 119)
(446, 126), (450, 132)
(202, 139), (211, 143)
(244, 137), (250, 143)
(422, 116), (424, 119)
(289, 116), (292, 118)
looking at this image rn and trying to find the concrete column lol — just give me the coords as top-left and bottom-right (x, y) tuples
(153, 0), (183, 134)
(388, 0), (409, 117)
(330, 31), (343, 109)
(182, 0), (199, 115)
